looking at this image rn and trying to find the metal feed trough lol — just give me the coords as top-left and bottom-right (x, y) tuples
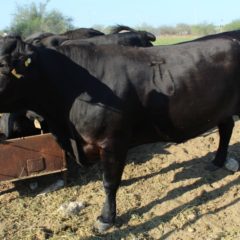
(0, 133), (67, 182)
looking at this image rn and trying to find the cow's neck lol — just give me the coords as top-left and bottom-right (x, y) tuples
(27, 48), (96, 165)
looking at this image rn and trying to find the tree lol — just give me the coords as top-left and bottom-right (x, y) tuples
(8, 1), (74, 37)
(223, 19), (240, 31)
(159, 25), (177, 35)
(190, 23), (217, 36)
(175, 23), (191, 35)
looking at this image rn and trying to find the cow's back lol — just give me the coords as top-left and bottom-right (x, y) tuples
(141, 39), (240, 141)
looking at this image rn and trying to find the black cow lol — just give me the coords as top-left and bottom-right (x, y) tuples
(0, 111), (42, 140)
(0, 36), (240, 232)
(0, 110), (49, 140)
(24, 32), (54, 45)
(61, 27), (104, 39)
(24, 28), (104, 47)
(30, 29), (155, 48)
(61, 25), (155, 47)
(62, 30), (155, 47)
(27, 35), (68, 48)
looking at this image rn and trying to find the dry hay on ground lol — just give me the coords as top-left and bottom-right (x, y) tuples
(0, 122), (240, 239)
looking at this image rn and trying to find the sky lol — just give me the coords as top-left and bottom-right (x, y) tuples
(1, 0), (240, 30)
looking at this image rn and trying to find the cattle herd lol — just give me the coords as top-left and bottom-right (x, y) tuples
(0, 26), (155, 140)
(0, 26), (240, 232)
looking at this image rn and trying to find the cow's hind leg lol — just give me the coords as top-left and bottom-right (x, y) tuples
(211, 117), (234, 169)
(94, 143), (127, 233)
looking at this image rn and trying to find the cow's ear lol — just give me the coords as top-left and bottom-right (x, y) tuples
(20, 44), (37, 69)
(24, 43), (37, 64)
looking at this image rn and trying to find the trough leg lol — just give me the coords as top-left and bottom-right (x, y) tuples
(94, 144), (127, 233)
(212, 117), (234, 167)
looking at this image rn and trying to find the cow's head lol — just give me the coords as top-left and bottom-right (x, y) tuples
(0, 36), (37, 110)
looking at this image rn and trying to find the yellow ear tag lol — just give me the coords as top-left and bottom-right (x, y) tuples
(34, 119), (41, 129)
(25, 58), (31, 67)
(11, 68), (23, 79)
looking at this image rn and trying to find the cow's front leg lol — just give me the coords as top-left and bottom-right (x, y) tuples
(94, 144), (127, 233)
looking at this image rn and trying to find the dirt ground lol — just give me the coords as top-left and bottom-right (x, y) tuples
(0, 121), (240, 240)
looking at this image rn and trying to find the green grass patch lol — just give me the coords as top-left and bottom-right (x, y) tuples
(154, 35), (199, 45)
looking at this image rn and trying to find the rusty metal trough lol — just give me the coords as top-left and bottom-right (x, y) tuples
(0, 133), (67, 182)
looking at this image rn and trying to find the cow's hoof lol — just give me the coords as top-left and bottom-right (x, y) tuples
(93, 219), (113, 233)
(224, 158), (239, 172)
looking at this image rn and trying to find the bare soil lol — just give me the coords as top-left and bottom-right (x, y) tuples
(1, 121), (240, 240)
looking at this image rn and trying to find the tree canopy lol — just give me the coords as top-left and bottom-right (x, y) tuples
(223, 19), (240, 31)
(8, 1), (74, 37)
